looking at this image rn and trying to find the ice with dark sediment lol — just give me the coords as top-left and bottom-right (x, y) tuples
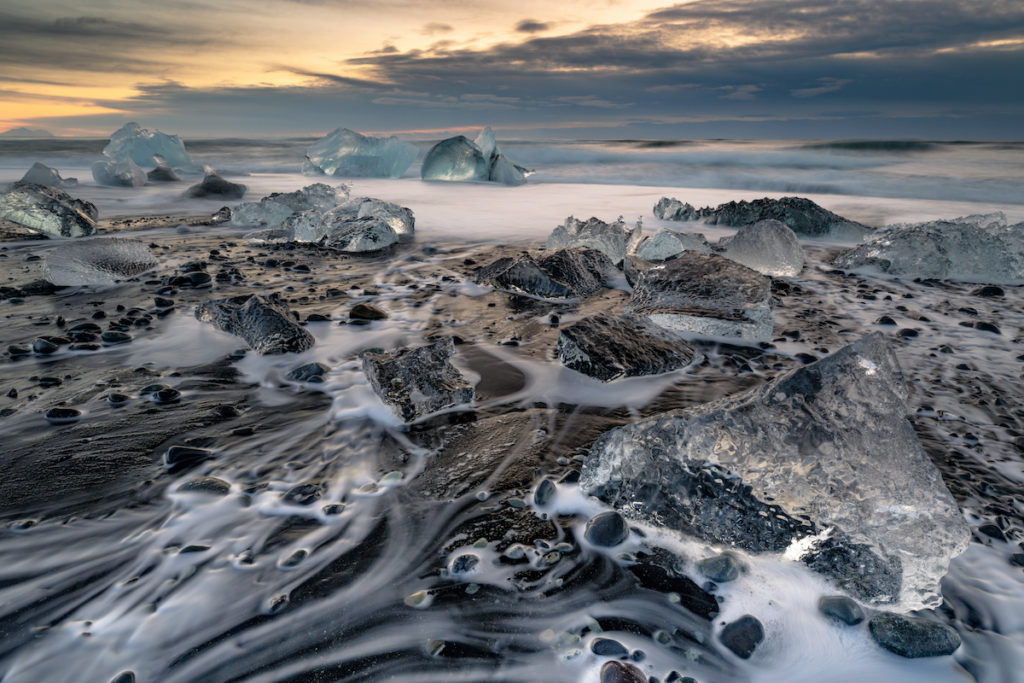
(626, 252), (773, 341)
(421, 127), (528, 186)
(633, 228), (711, 261)
(655, 195), (870, 239)
(186, 170), (247, 199)
(332, 197), (415, 241)
(362, 337), (474, 422)
(832, 212), (1024, 284)
(195, 294), (314, 355)
(20, 162), (77, 188)
(146, 156), (181, 182)
(91, 158), (146, 187)
(43, 237), (158, 286)
(580, 333), (970, 609)
(304, 128), (417, 178)
(231, 183), (344, 228)
(322, 216), (399, 252)
(102, 122), (196, 171)
(557, 313), (702, 381)
(0, 183), (97, 238)
(718, 219), (805, 276)
(547, 215), (642, 265)
(475, 247), (615, 299)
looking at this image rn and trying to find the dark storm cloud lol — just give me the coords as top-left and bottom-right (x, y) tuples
(515, 19), (550, 33)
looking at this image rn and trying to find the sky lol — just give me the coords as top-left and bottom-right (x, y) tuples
(1, 0), (1022, 139)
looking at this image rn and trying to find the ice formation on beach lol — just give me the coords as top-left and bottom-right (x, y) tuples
(633, 229), (711, 261)
(195, 294), (314, 354)
(19, 162), (77, 188)
(304, 128), (417, 178)
(718, 219), (805, 276)
(43, 237), (158, 286)
(655, 195), (870, 238)
(322, 216), (399, 252)
(627, 252), (773, 341)
(580, 334), (970, 608)
(0, 183), (96, 238)
(362, 337), (474, 422)
(421, 127), (528, 185)
(102, 122), (196, 171)
(91, 158), (146, 187)
(231, 183), (344, 227)
(476, 247), (615, 299)
(833, 213), (1024, 284)
(547, 216), (642, 265)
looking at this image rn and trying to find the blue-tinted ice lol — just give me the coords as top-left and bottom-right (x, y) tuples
(421, 127), (528, 186)
(304, 128), (417, 179)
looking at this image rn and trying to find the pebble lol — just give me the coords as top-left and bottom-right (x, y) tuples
(591, 637), (629, 657)
(107, 393), (130, 406)
(177, 477), (231, 496)
(450, 554), (480, 574)
(164, 445), (213, 468)
(534, 478), (556, 506)
(110, 672), (136, 683)
(44, 407), (82, 425)
(152, 388), (182, 404)
(101, 331), (133, 345)
(971, 285), (1004, 297)
(7, 344), (31, 357)
(818, 595), (865, 625)
(600, 661), (646, 683)
(584, 511), (629, 547)
(719, 615), (764, 659)
(32, 339), (58, 355)
(698, 552), (742, 583)
(282, 483), (323, 505)
(350, 303), (388, 320)
(868, 612), (961, 658)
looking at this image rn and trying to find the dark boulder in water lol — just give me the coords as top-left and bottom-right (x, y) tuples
(655, 195), (869, 238)
(147, 156), (181, 182)
(195, 294), (314, 355)
(0, 183), (97, 238)
(818, 595), (865, 625)
(697, 552), (743, 583)
(286, 362), (330, 383)
(475, 247), (614, 299)
(361, 337), (473, 422)
(868, 612), (961, 657)
(719, 615), (764, 659)
(584, 511), (629, 547)
(557, 313), (701, 381)
(186, 171), (246, 199)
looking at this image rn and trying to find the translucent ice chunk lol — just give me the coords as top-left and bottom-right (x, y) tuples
(0, 183), (96, 238)
(20, 162), (77, 188)
(231, 183), (344, 227)
(633, 229), (711, 261)
(305, 128), (417, 178)
(322, 216), (398, 253)
(655, 195), (870, 238)
(580, 334), (970, 609)
(231, 200), (294, 228)
(102, 122), (196, 170)
(362, 337), (473, 422)
(547, 216), (642, 265)
(43, 237), (157, 286)
(833, 213), (1024, 284)
(92, 158), (146, 187)
(421, 128), (527, 185)
(719, 219), (805, 276)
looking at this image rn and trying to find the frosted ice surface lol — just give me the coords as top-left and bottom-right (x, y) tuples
(719, 219), (805, 276)
(102, 122), (196, 170)
(20, 162), (77, 188)
(323, 217), (398, 252)
(43, 237), (157, 286)
(232, 183), (344, 228)
(196, 294), (314, 355)
(305, 128), (417, 178)
(580, 334), (970, 609)
(362, 337), (473, 422)
(285, 210), (327, 242)
(655, 195), (869, 238)
(421, 128), (528, 185)
(547, 216), (642, 265)
(634, 229), (711, 261)
(833, 213), (1024, 284)
(92, 158), (146, 187)
(626, 252), (773, 341)
(346, 197), (414, 241)
(231, 200), (294, 228)
(0, 183), (96, 238)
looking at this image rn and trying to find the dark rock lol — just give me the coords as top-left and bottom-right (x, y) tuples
(534, 478), (557, 506)
(875, 315), (897, 326)
(110, 672), (136, 683)
(719, 615), (764, 659)
(147, 157), (180, 182)
(475, 247), (614, 299)
(152, 388), (181, 404)
(350, 303), (388, 320)
(591, 637), (629, 657)
(165, 445), (214, 469)
(177, 476), (231, 496)
(0, 183), (97, 238)
(584, 511), (629, 547)
(44, 407), (81, 424)
(361, 337), (473, 422)
(557, 313), (701, 381)
(107, 393), (130, 406)
(306, 313), (329, 322)
(868, 612), (961, 658)
(450, 554), (480, 574)
(975, 321), (1001, 334)
(697, 552), (742, 583)
(627, 561), (719, 619)
(7, 344), (31, 357)
(101, 331), (133, 345)
(656, 195), (869, 238)
(154, 297), (174, 308)
(600, 661), (647, 683)
(185, 172), (246, 199)
(971, 285), (1004, 297)
(282, 483), (323, 505)
(818, 595), (865, 625)
(32, 338), (59, 355)
(286, 362), (330, 383)
(195, 294), (314, 355)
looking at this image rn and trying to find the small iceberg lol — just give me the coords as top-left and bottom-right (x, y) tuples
(421, 127), (528, 186)
(304, 128), (417, 179)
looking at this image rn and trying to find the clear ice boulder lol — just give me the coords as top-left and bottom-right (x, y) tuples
(43, 237), (158, 286)
(305, 128), (417, 179)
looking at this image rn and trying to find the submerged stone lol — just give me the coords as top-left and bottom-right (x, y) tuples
(626, 252), (773, 342)
(719, 615), (764, 659)
(195, 294), (314, 355)
(697, 552), (743, 583)
(633, 229), (711, 261)
(580, 334), (970, 608)
(0, 183), (97, 238)
(286, 362), (329, 383)
(362, 337), (474, 422)
(655, 195), (869, 239)
(718, 219), (804, 277)
(868, 612), (961, 658)
(819, 595), (865, 625)
(584, 511), (629, 547)
(305, 128), (417, 178)
(147, 156), (181, 182)
(91, 158), (147, 187)
(547, 216), (642, 265)
(20, 162), (77, 188)
(600, 661), (646, 683)
(43, 237), (158, 286)
(557, 313), (702, 381)
(475, 247), (614, 300)
(186, 172), (246, 199)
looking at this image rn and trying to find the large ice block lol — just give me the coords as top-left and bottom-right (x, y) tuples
(421, 127), (528, 185)
(633, 229), (711, 261)
(719, 219), (804, 276)
(43, 237), (158, 286)
(231, 183), (345, 228)
(580, 334), (970, 609)
(833, 213), (1024, 284)
(305, 128), (417, 178)
(0, 183), (97, 238)
(655, 195), (869, 239)
(362, 337), (473, 422)
(547, 216), (642, 265)
(20, 162), (77, 188)
(195, 294), (314, 355)
(102, 122), (196, 170)
(92, 158), (146, 187)
(328, 197), (414, 241)
(475, 248), (615, 299)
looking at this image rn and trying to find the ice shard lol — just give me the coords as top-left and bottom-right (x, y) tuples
(833, 213), (1024, 285)
(195, 294), (314, 355)
(92, 158), (147, 187)
(322, 216), (398, 253)
(547, 216), (642, 265)
(633, 229), (711, 261)
(362, 337), (474, 422)
(327, 197), (415, 241)
(43, 237), (158, 286)
(305, 128), (417, 178)
(20, 162), (77, 188)
(0, 183), (97, 238)
(421, 127), (528, 185)
(718, 219), (804, 277)
(580, 334), (970, 609)
(231, 183), (345, 227)
(626, 252), (773, 341)
(102, 122), (196, 171)
(655, 196), (870, 239)
(475, 248), (615, 299)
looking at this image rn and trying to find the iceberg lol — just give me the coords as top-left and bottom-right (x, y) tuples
(195, 294), (314, 355)
(0, 183), (97, 238)
(43, 237), (158, 286)
(20, 162), (77, 188)
(832, 213), (1024, 284)
(362, 337), (473, 422)
(580, 334), (970, 608)
(718, 219), (804, 277)
(655, 195), (870, 239)
(328, 197), (414, 241)
(92, 158), (146, 187)
(231, 183), (345, 228)
(633, 229), (711, 261)
(626, 252), (773, 341)
(547, 216), (642, 265)
(475, 248), (615, 299)
(305, 128), (417, 178)
(421, 127), (528, 185)
(102, 122), (196, 171)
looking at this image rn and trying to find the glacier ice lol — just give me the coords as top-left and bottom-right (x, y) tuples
(330, 197), (414, 241)
(718, 219), (804, 277)
(633, 229), (711, 261)
(475, 248), (615, 299)
(626, 252), (773, 341)
(305, 128), (417, 178)
(43, 237), (158, 286)
(231, 183), (345, 228)
(195, 294), (314, 355)
(832, 213), (1024, 284)
(421, 127), (528, 185)
(231, 200), (295, 228)
(579, 333), (970, 609)
(322, 216), (398, 253)
(362, 337), (473, 422)
(102, 122), (196, 171)
(655, 195), (870, 238)
(547, 216), (642, 265)
(0, 183), (97, 238)
(92, 158), (146, 187)
(20, 162), (77, 188)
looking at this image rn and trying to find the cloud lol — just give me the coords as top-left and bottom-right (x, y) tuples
(718, 84), (761, 100)
(515, 19), (550, 33)
(422, 22), (453, 35)
(791, 77), (852, 98)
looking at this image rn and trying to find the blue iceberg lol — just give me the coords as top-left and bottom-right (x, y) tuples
(102, 122), (196, 171)
(421, 127), (528, 186)
(304, 128), (417, 179)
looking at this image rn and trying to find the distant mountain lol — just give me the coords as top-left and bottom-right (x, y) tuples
(0, 127), (54, 138)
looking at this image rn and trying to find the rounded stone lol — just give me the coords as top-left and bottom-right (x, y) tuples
(176, 477), (231, 496)
(868, 612), (961, 658)
(450, 553), (480, 575)
(350, 303), (388, 320)
(600, 661), (646, 683)
(152, 388), (181, 404)
(101, 331), (133, 345)
(107, 392), (130, 406)
(44, 407), (81, 425)
(534, 478), (557, 506)
(698, 552), (743, 583)
(32, 338), (58, 355)
(591, 637), (629, 657)
(819, 595), (865, 625)
(719, 615), (764, 659)
(584, 511), (629, 547)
